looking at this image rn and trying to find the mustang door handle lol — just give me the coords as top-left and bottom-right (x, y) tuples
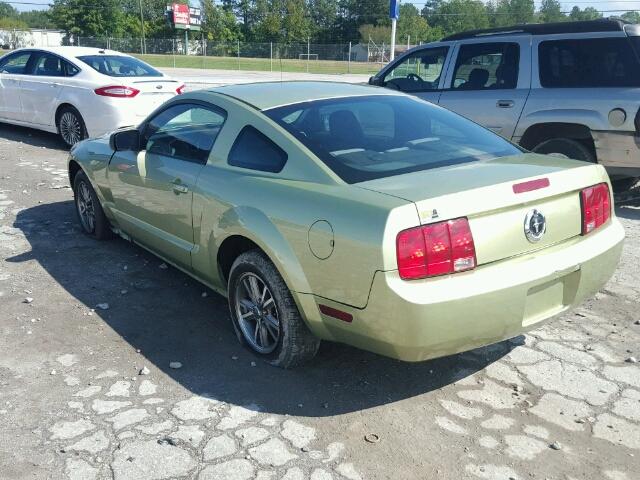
(497, 100), (515, 108)
(171, 182), (189, 194)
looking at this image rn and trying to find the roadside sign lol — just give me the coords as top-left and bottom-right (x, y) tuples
(389, 0), (399, 20)
(166, 3), (201, 31)
(172, 3), (189, 26)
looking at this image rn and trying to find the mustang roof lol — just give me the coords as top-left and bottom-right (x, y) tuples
(208, 81), (402, 110)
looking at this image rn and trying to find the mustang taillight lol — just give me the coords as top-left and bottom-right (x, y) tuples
(396, 218), (476, 280)
(94, 85), (140, 98)
(176, 84), (186, 95)
(580, 183), (611, 235)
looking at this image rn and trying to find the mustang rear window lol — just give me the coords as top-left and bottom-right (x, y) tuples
(77, 55), (163, 77)
(265, 95), (522, 183)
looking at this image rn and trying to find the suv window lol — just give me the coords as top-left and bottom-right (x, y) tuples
(452, 43), (519, 90)
(145, 103), (226, 165)
(0, 51), (32, 74)
(228, 126), (287, 173)
(33, 53), (79, 77)
(382, 47), (449, 92)
(539, 38), (640, 88)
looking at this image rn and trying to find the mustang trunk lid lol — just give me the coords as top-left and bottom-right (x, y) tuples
(357, 154), (609, 266)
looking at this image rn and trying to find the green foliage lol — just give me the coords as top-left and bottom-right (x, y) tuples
(397, 4), (431, 44)
(202, 0), (242, 42)
(7, 0), (628, 47)
(429, 0), (490, 36)
(50, 0), (127, 36)
(568, 6), (602, 21)
(358, 23), (390, 44)
(19, 10), (56, 29)
(494, 0), (535, 27)
(0, 1), (18, 18)
(538, 0), (565, 23)
(0, 17), (28, 30)
(621, 11), (640, 24)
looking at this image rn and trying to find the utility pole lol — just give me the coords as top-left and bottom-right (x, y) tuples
(138, 0), (146, 54)
(390, 18), (396, 61)
(389, 0), (399, 61)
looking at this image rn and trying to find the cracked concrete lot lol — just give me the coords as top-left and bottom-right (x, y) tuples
(0, 122), (639, 480)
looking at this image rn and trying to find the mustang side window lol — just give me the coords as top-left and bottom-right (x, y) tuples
(144, 103), (227, 165)
(452, 42), (519, 90)
(228, 126), (287, 173)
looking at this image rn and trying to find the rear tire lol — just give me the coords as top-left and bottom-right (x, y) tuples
(57, 106), (87, 147)
(228, 250), (320, 368)
(532, 138), (595, 163)
(73, 171), (113, 240)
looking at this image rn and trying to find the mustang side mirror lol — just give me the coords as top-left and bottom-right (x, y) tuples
(110, 128), (140, 152)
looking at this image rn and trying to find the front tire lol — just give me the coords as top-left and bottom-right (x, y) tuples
(57, 106), (87, 147)
(228, 250), (320, 368)
(532, 138), (595, 162)
(73, 171), (113, 240)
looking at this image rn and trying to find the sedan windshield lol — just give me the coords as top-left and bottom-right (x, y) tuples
(265, 95), (523, 183)
(76, 55), (163, 77)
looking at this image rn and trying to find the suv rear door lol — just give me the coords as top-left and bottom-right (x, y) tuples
(438, 38), (531, 140)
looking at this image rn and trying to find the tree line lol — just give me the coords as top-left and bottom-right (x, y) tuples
(1, 0), (639, 45)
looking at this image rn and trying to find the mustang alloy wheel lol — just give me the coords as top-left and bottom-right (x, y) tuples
(72, 170), (113, 240)
(234, 272), (281, 354)
(228, 250), (320, 368)
(57, 107), (87, 147)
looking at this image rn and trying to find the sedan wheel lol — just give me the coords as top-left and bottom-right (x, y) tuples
(57, 107), (87, 147)
(234, 272), (280, 354)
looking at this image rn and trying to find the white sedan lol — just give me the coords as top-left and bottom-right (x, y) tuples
(0, 46), (184, 146)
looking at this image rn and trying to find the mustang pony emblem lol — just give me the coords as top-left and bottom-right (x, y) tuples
(524, 209), (546, 243)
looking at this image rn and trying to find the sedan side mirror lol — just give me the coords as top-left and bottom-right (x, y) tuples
(369, 76), (377, 86)
(110, 128), (140, 152)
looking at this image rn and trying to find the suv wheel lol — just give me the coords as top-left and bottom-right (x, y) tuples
(228, 250), (320, 368)
(532, 138), (595, 162)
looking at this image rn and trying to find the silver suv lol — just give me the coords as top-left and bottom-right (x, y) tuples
(370, 19), (640, 188)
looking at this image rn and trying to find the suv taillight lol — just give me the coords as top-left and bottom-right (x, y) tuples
(94, 85), (140, 98)
(396, 218), (476, 280)
(580, 183), (611, 235)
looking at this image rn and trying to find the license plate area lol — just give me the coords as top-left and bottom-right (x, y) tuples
(523, 269), (580, 326)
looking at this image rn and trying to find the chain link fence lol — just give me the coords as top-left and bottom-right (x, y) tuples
(1, 30), (415, 75)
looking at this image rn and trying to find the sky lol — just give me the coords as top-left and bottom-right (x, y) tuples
(4, 0), (640, 15)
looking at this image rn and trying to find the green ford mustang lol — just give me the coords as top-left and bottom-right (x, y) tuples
(68, 81), (624, 367)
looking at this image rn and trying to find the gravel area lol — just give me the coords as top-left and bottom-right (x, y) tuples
(0, 122), (639, 480)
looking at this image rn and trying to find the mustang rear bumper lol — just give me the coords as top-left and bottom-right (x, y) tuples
(302, 218), (624, 362)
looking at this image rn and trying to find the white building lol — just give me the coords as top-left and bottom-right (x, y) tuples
(0, 29), (64, 50)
